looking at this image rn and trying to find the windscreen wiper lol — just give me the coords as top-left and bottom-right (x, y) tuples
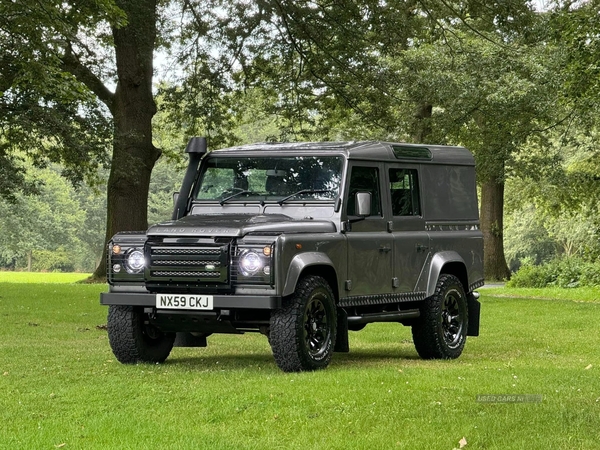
(277, 189), (332, 205)
(219, 190), (254, 205)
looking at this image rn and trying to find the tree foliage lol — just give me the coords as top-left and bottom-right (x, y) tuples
(550, 0), (600, 112)
(0, 165), (85, 270)
(0, 0), (122, 198)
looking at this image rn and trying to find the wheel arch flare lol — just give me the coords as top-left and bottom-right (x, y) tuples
(282, 252), (339, 301)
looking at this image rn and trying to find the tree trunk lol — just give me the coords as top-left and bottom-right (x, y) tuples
(92, 0), (159, 280)
(412, 102), (433, 143)
(480, 179), (511, 281)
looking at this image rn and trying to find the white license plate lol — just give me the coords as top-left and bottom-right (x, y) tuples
(155, 294), (213, 310)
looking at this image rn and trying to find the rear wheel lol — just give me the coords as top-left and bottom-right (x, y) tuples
(411, 274), (468, 359)
(270, 276), (337, 372)
(107, 305), (175, 364)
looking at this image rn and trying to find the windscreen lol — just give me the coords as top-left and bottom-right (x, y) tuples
(195, 155), (344, 203)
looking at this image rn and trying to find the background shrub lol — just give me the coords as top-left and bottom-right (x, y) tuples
(508, 257), (600, 288)
(31, 248), (76, 272)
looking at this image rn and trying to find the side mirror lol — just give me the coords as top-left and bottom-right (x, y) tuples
(355, 192), (372, 217)
(173, 192), (179, 207)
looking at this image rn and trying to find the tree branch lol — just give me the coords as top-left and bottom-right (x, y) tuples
(61, 44), (115, 114)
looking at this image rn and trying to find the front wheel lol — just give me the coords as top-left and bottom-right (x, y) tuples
(270, 276), (337, 372)
(107, 305), (175, 364)
(411, 274), (468, 359)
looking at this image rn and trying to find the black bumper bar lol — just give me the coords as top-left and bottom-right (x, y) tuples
(100, 292), (282, 310)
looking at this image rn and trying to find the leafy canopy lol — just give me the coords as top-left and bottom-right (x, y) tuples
(0, 0), (125, 199)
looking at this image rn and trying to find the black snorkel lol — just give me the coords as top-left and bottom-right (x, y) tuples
(172, 137), (207, 220)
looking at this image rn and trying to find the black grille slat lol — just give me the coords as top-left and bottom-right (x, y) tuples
(153, 248), (221, 255)
(153, 260), (220, 266)
(152, 271), (222, 277)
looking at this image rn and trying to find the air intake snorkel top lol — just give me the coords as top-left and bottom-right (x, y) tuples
(172, 137), (207, 220)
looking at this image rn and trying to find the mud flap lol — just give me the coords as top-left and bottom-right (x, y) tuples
(467, 292), (481, 336)
(334, 308), (349, 352)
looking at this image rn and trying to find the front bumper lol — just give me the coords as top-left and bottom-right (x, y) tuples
(100, 292), (282, 310)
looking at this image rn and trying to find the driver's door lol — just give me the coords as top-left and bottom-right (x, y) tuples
(344, 163), (394, 298)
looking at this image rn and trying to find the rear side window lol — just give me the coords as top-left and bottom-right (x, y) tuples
(420, 165), (479, 221)
(389, 168), (421, 216)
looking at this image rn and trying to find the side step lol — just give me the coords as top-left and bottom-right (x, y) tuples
(347, 309), (420, 326)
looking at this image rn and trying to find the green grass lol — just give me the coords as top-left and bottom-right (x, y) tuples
(0, 277), (599, 449)
(0, 271), (91, 284)
(483, 285), (600, 302)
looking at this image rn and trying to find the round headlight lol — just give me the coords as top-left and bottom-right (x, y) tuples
(239, 251), (262, 276)
(126, 249), (145, 274)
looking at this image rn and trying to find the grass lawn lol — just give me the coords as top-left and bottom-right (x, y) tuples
(0, 275), (599, 449)
(0, 271), (91, 284)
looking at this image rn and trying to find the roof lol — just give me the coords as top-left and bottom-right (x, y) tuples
(211, 141), (474, 166)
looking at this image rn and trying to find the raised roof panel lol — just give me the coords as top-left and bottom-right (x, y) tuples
(213, 141), (474, 166)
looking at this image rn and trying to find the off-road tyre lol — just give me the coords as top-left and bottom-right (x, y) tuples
(107, 305), (175, 364)
(411, 274), (468, 359)
(270, 276), (337, 372)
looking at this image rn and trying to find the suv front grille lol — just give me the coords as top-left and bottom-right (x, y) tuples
(144, 240), (231, 293)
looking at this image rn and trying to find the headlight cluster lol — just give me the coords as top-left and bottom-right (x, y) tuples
(236, 245), (273, 284)
(108, 237), (147, 283)
(112, 245), (146, 274)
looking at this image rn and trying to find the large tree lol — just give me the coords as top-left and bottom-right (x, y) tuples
(398, 30), (566, 280)
(1, 0), (161, 279)
(62, 0), (161, 279)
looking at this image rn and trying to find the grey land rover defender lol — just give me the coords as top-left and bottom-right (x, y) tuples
(101, 138), (484, 372)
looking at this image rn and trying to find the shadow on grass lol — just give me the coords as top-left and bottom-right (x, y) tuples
(162, 346), (420, 371)
(332, 348), (421, 369)
(167, 353), (275, 368)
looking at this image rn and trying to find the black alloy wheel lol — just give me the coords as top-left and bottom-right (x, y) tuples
(270, 275), (337, 372)
(411, 274), (468, 359)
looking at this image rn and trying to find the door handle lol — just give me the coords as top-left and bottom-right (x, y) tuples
(379, 245), (392, 253)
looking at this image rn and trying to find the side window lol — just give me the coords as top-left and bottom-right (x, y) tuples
(389, 168), (421, 216)
(346, 166), (382, 216)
